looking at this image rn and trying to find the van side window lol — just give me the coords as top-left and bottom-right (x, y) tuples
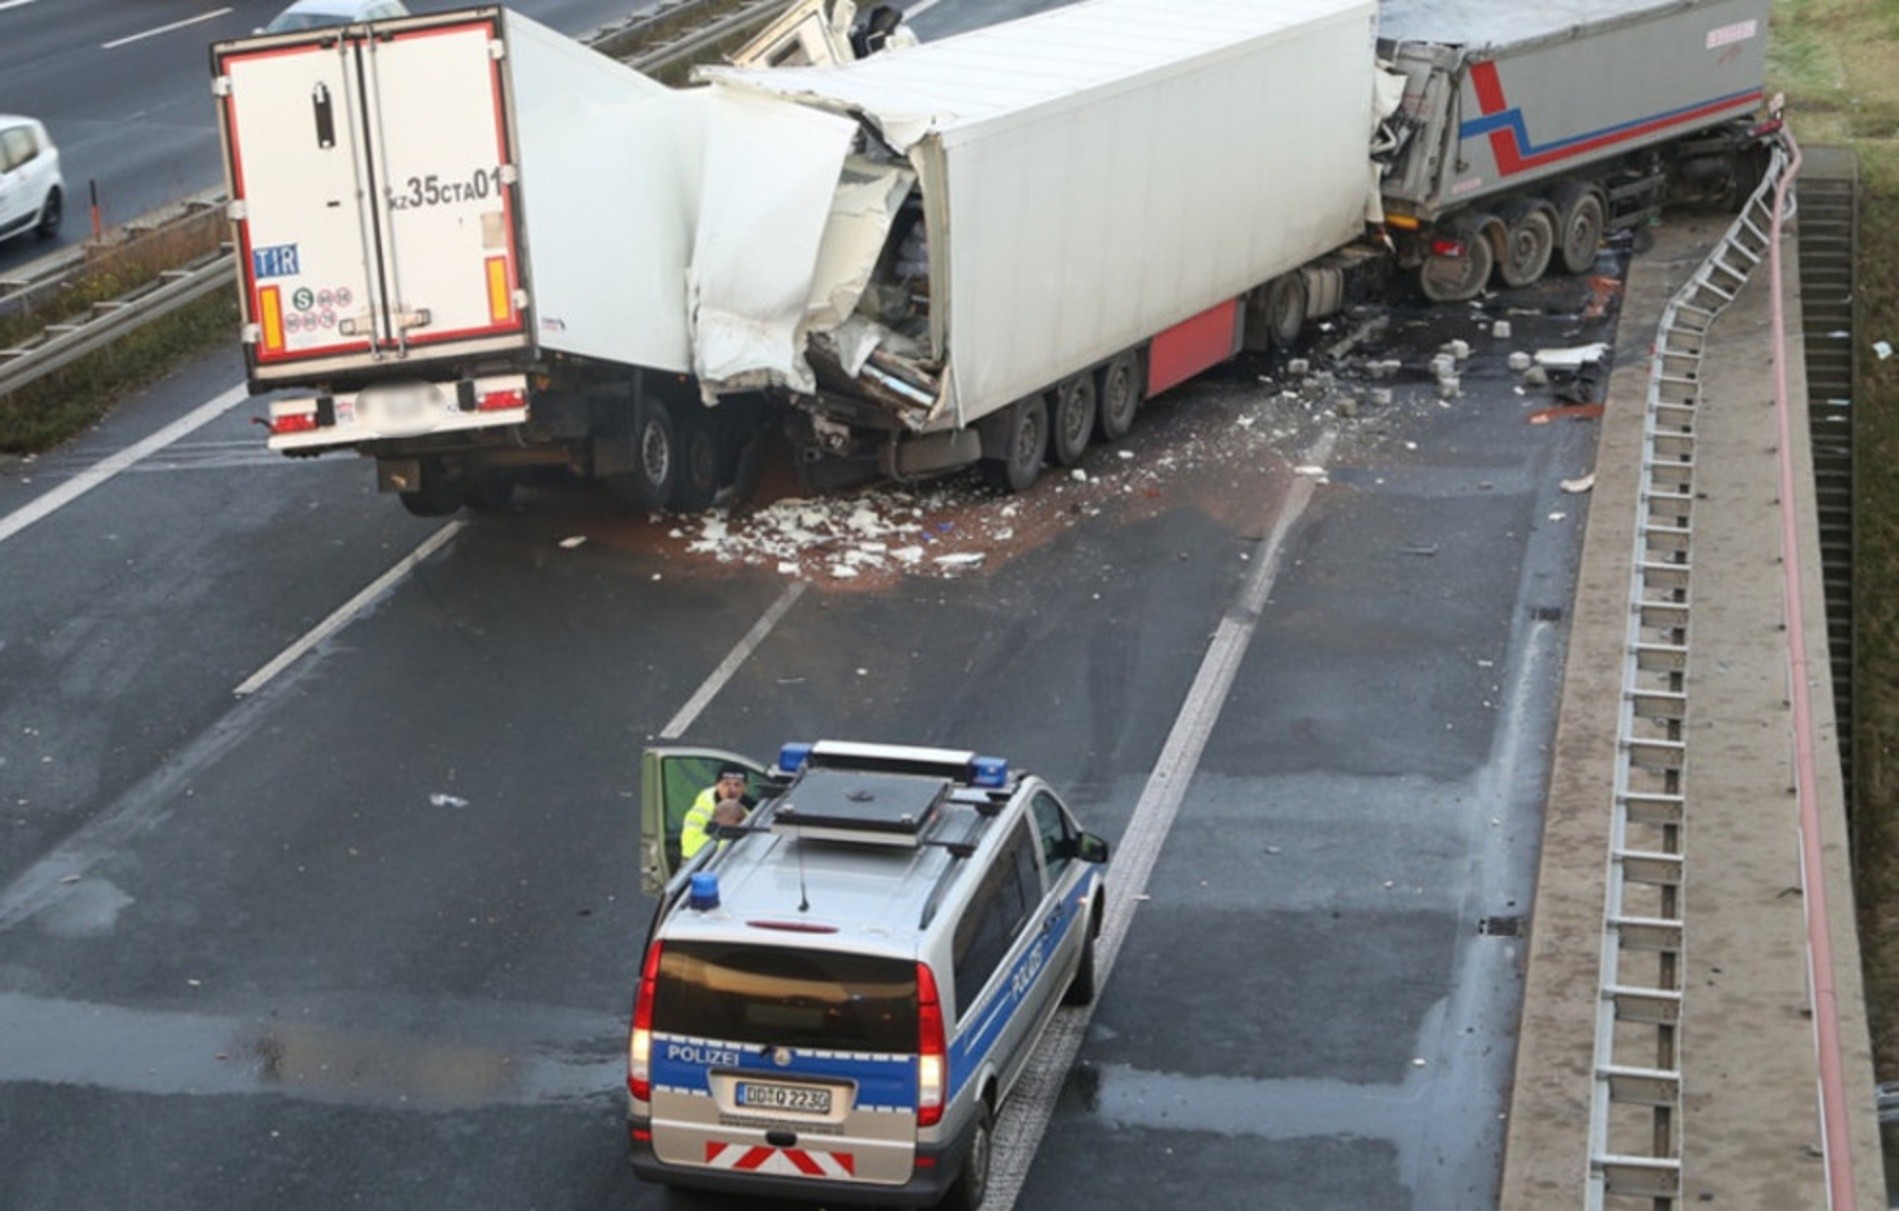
(1030, 791), (1074, 882)
(950, 820), (1040, 1017)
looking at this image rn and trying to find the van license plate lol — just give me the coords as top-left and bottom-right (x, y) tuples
(736, 1081), (832, 1114)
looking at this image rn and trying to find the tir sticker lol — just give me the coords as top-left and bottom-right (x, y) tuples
(252, 244), (300, 279)
(1706, 20), (1758, 49)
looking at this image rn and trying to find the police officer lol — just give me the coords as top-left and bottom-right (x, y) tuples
(680, 764), (755, 860)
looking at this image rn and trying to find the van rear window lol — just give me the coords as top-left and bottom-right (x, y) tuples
(653, 942), (917, 1054)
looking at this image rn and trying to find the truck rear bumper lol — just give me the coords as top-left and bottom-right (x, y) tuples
(264, 373), (530, 453)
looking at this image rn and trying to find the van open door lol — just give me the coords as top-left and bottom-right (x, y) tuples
(638, 747), (770, 895)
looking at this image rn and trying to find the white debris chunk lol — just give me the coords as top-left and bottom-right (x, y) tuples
(1287, 358), (1311, 376)
(1491, 320), (1512, 339)
(1507, 351), (1533, 372)
(935, 552), (985, 567)
(1548, 511), (1567, 522)
(558, 535), (587, 550)
(1875, 340), (1893, 361)
(893, 546), (925, 564)
(430, 793), (468, 808)
(1561, 473), (1596, 494)
(1118, 449), (1135, 460)
(1295, 465), (1328, 478)
(1533, 342), (1609, 369)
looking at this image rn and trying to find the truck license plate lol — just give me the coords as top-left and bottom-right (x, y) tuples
(735, 1081), (832, 1114)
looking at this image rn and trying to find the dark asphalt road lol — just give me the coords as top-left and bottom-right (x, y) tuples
(0, 243), (1625, 1209)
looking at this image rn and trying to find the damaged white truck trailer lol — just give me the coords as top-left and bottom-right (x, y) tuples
(211, 7), (728, 515)
(687, 0), (1383, 493)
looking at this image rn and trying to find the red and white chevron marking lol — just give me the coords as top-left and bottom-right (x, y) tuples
(703, 1141), (856, 1178)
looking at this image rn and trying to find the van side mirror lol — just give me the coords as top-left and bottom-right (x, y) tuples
(1075, 832), (1109, 864)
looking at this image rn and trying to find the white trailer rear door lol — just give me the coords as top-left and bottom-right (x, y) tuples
(217, 12), (527, 379)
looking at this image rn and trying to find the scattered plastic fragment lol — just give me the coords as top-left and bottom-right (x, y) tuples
(1561, 473), (1596, 494)
(430, 793), (469, 808)
(558, 535), (587, 550)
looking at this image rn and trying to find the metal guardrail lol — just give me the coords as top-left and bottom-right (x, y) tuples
(0, 0), (775, 402)
(1584, 134), (1795, 1209)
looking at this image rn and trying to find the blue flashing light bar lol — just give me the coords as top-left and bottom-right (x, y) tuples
(969, 756), (1008, 788)
(777, 741), (814, 773)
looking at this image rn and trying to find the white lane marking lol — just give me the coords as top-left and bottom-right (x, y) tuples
(101, 7), (233, 49)
(987, 432), (1337, 1209)
(0, 0), (41, 11)
(659, 580), (808, 739)
(233, 521), (465, 696)
(0, 383), (249, 547)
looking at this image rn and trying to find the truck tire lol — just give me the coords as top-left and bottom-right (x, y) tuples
(398, 458), (463, 517)
(1263, 272), (1308, 348)
(1497, 203), (1556, 288)
(1094, 351), (1141, 442)
(1417, 218), (1496, 303)
(1552, 184), (1606, 276)
(940, 1101), (993, 1211)
(607, 396), (678, 511)
(981, 396), (1046, 494)
(463, 468), (517, 512)
(669, 408), (722, 513)
(1047, 374), (1096, 467)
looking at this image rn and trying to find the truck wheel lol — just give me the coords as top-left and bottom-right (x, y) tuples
(1263, 272), (1308, 348)
(609, 397), (679, 511)
(1497, 205), (1556, 288)
(981, 395), (1046, 493)
(1094, 351), (1141, 442)
(669, 408), (722, 513)
(1417, 220), (1495, 303)
(463, 468), (517, 512)
(940, 1101), (993, 1211)
(398, 458), (462, 518)
(1552, 184), (1606, 275)
(1047, 374), (1096, 467)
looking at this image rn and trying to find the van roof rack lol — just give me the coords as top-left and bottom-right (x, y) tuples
(771, 766), (951, 848)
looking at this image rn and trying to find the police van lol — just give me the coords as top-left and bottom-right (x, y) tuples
(628, 740), (1110, 1208)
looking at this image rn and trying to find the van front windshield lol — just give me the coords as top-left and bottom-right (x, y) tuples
(653, 941), (917, 1054)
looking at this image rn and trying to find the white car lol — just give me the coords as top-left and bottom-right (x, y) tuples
(260, 0), (409, 34)
(0, 115), (62, 246)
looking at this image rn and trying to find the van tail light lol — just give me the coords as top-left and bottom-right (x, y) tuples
(1430, 237), (1468, 258)
(916, 962), (946, 1127)
(477, 388), (525, 413)
(628, 942), (663, 1103)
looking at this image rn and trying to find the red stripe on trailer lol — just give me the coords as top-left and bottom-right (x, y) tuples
(1146, 298), (1241, 397)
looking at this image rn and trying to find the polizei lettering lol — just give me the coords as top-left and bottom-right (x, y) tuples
(665, 1040), (742, 1068)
